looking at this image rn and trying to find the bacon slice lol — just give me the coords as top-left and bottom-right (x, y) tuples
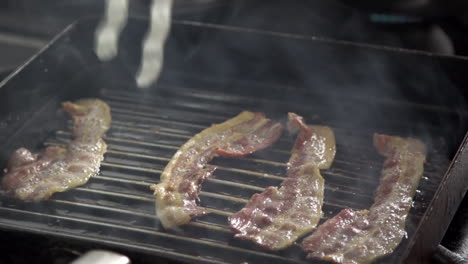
(228, 113), (336, 250)
(1, 99), (111, 202)
(301, 134), (426, 264)
(150, 111), (283, 229)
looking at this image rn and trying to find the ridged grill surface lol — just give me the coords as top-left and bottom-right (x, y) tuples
(0, 84), (449, 264)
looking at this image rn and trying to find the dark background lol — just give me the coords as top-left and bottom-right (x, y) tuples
(1, 0), (468, 78)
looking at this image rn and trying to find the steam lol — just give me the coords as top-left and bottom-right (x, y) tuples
(94, 0), (129, 61)
(76, 1), (467, 262)
(136, 0), (174, 88)
(95, 0), (173, 88)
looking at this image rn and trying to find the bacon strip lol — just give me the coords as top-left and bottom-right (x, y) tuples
(150, 111), (283, 229)
(2, 99), (111, 202)
(301, 134), (426, 264)
(228, 113), (336, 250)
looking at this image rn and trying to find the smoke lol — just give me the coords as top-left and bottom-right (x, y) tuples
(148, 1), (467, 262)
(0, 1), (467, 263)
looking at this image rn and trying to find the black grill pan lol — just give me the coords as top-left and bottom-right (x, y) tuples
(0, 17), (467, 263)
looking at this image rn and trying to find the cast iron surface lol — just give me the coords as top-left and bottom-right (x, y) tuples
(0, 18), (467, 263)
(444, 192), (468, 258)
(433, 137), (468, 264)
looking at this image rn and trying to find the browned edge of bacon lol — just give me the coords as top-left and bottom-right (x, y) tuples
(228, 113), (336, 250)
(150, 111), (283, 230)
(301, 134), (427, 264)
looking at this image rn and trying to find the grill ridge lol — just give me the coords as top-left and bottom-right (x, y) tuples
(0, 86), (449, 264)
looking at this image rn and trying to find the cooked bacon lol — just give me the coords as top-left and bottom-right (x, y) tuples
(1, 99), (111, 202)
(301, 134), (426, 264)
(228, 113), (336, 250)
(150, 111), (283, 229)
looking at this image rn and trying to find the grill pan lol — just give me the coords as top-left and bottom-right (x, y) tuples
(0, 17), (467, 263)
